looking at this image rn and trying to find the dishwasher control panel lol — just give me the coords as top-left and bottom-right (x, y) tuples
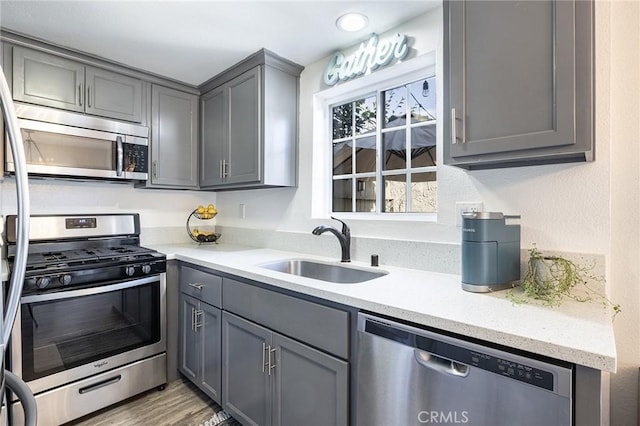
(468, 351), (554, 391)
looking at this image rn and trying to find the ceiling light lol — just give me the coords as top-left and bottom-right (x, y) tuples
(336, 13), (368, 32)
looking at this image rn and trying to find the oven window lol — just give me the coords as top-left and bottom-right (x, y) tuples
(20, 281), (160, 382)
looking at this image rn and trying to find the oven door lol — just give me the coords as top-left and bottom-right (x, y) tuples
(10, 275), (165, 396)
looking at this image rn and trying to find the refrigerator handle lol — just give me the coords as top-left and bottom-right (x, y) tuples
(0, 64), (36, 426)
(0, 64), (30, 346)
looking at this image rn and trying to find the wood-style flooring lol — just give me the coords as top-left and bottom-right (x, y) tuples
(67, 378), (224, 426)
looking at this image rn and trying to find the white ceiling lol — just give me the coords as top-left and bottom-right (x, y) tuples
(0, 1), (439, 86)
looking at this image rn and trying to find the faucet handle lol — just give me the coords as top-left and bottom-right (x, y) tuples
(330, 216), (350, 236)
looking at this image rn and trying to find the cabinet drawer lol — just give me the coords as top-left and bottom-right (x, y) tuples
(180, 265), (222, 307)
(223, 279), (349, 359)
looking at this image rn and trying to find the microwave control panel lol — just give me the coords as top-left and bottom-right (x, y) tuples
(123, 143), (148, 173)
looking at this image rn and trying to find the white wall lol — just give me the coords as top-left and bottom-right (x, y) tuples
(608, 0), (640, 423)
(215, 7), (610, 254)
(0, 179), (215, 243)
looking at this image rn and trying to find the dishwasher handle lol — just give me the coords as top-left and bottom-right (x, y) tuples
(414, 349), (469, 377)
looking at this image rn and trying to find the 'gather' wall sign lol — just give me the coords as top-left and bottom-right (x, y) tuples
(323, 33), (410, 86)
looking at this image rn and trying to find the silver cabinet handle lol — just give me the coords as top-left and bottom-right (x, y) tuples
(87, 85), (91, 108)
(194, 310), (204, 331)
(191, 307), (196, 331)
(219, 160), (223, 180)
(268, 346), (277, 375)
(116, 136), (123, 177)
(188, 282), (204, 290)
(262, 343), (269, 373)
(152, 160), (157, 179)
(224, 160), (229, 178)
(451, 108), (458, 145)
(78, 84), (83, 106)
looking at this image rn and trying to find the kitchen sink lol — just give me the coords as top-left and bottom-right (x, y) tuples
(259, 258), (388, 284)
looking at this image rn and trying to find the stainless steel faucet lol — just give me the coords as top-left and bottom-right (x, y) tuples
(312, 217), (351, 262)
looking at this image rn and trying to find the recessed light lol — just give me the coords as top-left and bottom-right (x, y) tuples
(336, 12), (368, 32)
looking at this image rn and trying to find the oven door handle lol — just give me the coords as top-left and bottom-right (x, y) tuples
(20, 276), (159, 304)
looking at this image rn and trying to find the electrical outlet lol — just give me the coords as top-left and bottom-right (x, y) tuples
(455, 202), (483, 227)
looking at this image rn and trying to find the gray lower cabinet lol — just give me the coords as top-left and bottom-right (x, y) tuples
(179, 293), (222, 402)
(178, 265), (224, 402)
(12, 45), (143, 123)
(444, 0), (594, 169)
(222, 311), (348, 426)
(199, 49), (303, 190)
(148, 85), (199, 188)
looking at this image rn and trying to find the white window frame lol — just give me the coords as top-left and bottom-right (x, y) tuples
(311, 52), (437, 221)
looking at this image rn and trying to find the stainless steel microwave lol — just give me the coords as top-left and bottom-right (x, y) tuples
(6, 104), (149, 181)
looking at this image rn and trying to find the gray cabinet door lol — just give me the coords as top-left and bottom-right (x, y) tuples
(226, 67), (261, 185)
(200, 87), (227, 187)
(178, 293), (200, 383)
(445, 0), (593, 168)
(85, 66), (142, 123)
(12, 46), (84, 113)
(200, 302), (222, 403)
(222, 312), (272, 426)
(150, 85), (199, 188)
(272, 333), (348, 426)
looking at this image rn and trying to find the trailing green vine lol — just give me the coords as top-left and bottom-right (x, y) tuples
(506, 247), (621, 317)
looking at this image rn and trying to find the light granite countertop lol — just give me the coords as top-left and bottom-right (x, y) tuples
(149, 242), (617, 372)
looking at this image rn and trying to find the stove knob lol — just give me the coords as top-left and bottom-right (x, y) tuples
(141, 264), (151, 274)
(35, 277), (51, 289)
(125, 266), (136, 277)
(59, 274), (72, 286)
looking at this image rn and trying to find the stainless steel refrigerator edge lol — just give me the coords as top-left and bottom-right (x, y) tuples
(0, 63), (37, 425)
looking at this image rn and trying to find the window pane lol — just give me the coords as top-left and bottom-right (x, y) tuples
(355, 96), (377, 135)
(332, 179), (352, 212)
(355, 177), (376, 212)
(411, 125), (436, 168)
(332, 103), (352, 139)
(409, 77), (436, 124)
(333, 141), (352, 175)
(383, 85), (407, 128)
(411, 172), (437, 213)
(383, 174), (406, 213)
(382, 130), (406, 170)
(355, 136), (375, 173)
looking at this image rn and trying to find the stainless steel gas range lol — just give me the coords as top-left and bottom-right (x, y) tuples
(5, 213), (167, 425)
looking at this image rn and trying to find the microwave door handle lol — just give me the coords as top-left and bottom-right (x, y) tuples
(116, 136), (123, 177)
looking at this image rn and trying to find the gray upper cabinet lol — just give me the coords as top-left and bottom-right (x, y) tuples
(148, 85), (199, 188)
(13, 46), (84, 113)
(12, 46), (143, 123)
(200, 87), (227, 187)
(444, 0), (594, 169)
(85, 66), (142, 122)
(199, 49), (303, 190)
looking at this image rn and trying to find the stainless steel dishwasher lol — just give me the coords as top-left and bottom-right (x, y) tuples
(356, 313), (573, 426)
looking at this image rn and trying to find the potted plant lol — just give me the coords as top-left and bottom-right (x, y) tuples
(507, 247), (621, 316)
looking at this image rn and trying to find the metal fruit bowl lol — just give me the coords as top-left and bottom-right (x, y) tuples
(186, 209), (221, 244)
